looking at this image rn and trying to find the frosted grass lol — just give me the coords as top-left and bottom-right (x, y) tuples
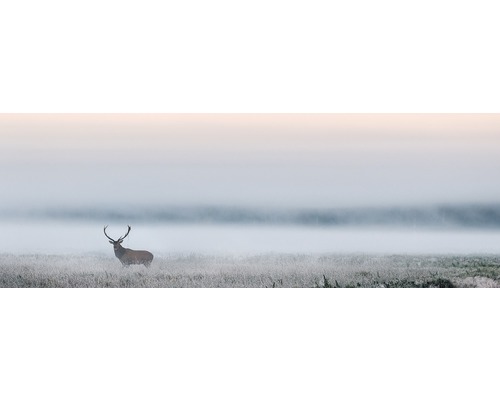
(1, 253), (499, 288)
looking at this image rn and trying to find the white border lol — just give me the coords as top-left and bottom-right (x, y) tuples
(2, 289), (499, 400)
(0, 0), (499, 112)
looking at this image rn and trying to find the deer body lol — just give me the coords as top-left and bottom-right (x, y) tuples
(114, 243), (154, 266)
(104, 225), (154, 267)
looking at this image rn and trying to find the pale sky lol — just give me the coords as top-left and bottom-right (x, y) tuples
(1, 114), (499, 209)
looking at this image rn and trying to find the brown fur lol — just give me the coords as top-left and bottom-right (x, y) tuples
(113, 243), (154, 267)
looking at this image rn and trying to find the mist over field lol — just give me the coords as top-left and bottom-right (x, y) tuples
(2, 206), (500, 255)
(1, 114), (499, 287)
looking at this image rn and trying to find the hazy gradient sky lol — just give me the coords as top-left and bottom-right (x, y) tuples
(1, 114), (499, 209)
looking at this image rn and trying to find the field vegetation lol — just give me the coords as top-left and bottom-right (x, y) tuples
(1, 253), (499, 288)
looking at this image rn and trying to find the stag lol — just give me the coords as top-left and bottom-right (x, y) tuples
(104, 225), (154, 267)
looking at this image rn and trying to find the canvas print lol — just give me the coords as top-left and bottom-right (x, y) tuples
(1, 113), (499, 288)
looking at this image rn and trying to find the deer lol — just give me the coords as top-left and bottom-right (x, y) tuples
(104, 225), (154, 267)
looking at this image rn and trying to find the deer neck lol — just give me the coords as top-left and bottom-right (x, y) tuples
(114, 244), (126, 258)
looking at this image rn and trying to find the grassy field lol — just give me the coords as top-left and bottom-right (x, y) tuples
(1, 253), (499, 288)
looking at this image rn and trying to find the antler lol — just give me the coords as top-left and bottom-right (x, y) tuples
(103, 225), (115, 241)
(119, 225), (132, 241)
